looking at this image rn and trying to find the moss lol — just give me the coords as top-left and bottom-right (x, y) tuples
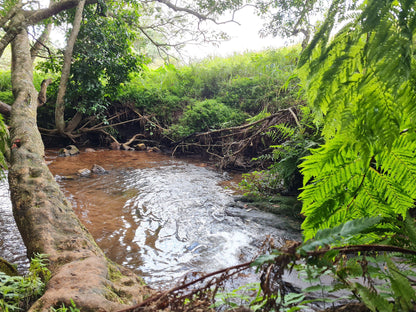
(0, 257), (18, 276)
(107, 263), (123, 282)
(104, 285), (125, 304)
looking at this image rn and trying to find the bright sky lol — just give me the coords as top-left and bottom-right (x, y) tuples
(44, 2), (293, 63)
(182, 6), (289, 61)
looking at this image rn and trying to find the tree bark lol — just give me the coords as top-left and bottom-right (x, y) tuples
(55, 0), (86, 134)
(30, 22), (52, 62)
(8, 29), (149, 312)
(0, 100), (11, 116)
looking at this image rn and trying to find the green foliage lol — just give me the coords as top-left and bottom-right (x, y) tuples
(0, 91), (13, 105)
(0, 113), (8, 179)
(67, 5), (147, 117)
(298, 216), (383, 254)
(118, 65), (184, 125)
(50, 299), (80, 312)
(297, 0), (416, 240)
(37, 2), (148, 120)
(0, 70), (11, 91)
(237, 3), (416, 311)
(240, 107), (322, 196)
(0, 70), (49, 105)
(211, 283), (259, 309)
(239, 170), (283, 198)
(168, 99), (247, 138)
(247, 216), (416, 311)
(0, 254), (50, 311)
(267, 125), (321, 193)
(0, 70), (13, 105)
(119, 47), (301, 131)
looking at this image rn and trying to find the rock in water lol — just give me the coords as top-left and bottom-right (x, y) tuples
(58, 145), (80, 157)
(135, 143), (146, 151)
(110, 142), (121, 150)
(91, 164), (107, 174)
(77, 168), (91, 177)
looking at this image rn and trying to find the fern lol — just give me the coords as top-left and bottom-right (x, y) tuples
(298, 0), (416, 240)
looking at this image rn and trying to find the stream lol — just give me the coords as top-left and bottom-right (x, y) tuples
(0, 149), (301, 289)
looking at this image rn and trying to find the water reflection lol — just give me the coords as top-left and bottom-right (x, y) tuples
(1, 150), (300, 289)
(0, 176), (29, 273)
(48, 150), (299, 287)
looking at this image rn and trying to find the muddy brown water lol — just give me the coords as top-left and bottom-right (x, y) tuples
(0, 149), (300, 289)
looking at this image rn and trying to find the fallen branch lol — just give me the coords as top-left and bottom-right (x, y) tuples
(0, 100), (11, 116)
(116, 238), (416, 312)
(171, 107), (300, 169)
(116, 260), (253, 312)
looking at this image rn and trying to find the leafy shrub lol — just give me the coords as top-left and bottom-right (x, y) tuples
(0, 70), (54, 106)
(168, 99), (248, 138)
(119, 78), (184, 125)
(119, 47), (301, 130)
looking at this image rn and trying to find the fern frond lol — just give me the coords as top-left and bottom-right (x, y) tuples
(298, 0), (416, 240)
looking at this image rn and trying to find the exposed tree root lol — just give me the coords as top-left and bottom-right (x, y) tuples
(171, 107), (300, 169)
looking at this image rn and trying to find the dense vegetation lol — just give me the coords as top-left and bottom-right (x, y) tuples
(35, 47), (301, 136)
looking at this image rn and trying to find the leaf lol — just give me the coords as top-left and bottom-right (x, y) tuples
(386, 257), (416, 311)
(251, 251), (281, 269)
(299, 216), (382, 253)
(354, 283), (393, 312)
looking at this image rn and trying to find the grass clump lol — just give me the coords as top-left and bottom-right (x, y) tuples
(0, 254), (50, 312)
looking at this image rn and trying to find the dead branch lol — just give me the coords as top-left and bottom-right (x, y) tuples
(124, 133), (145, 146)
(89, 117), (143, 130)
(133, 109), (167, 132)
(171, 107), (301, 169)
(0, 100), (11, 116)
(100, 129), (119, 145)
(116, 260), (253, 312)
(37, 78), (52, 106)
(116, 238), (416, 312)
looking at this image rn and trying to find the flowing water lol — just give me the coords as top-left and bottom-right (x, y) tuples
(0, 149), (300, 288)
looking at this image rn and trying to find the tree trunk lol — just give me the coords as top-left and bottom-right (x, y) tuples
(55, 0), (86, 134)
(30, 22), (52, 62)
(8, 29), (149, 312)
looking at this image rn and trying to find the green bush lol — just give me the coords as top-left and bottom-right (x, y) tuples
(168, 99), (248, 138)
(119, 78), (184, 125)
(119, 47), (301, 127)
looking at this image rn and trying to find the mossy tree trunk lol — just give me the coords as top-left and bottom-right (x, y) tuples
(8, 28), (149, 312)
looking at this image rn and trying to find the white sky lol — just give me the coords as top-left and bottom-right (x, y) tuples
(45, 3), (292, 63)
(181, 6), (289, 61)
